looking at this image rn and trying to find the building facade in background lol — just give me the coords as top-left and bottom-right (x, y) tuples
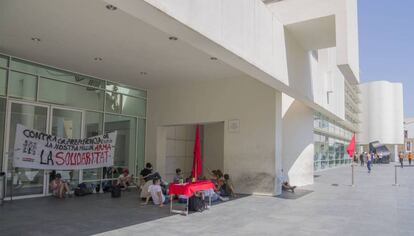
(403, 117), (414, 154)
(358, 81), (404, 161)
(0, 0), (404, 199)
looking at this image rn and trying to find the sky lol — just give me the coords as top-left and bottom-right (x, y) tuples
(358, 0), (414, 117)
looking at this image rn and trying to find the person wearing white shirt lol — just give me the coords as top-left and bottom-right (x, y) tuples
(143, 178), (165, 207)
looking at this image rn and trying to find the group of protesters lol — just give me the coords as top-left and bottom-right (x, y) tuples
(133, 163), (236, 208)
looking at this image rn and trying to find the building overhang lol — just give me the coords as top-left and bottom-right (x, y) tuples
(0, 0), (246, 89)
(267, 0), (360, 84)
(285, 15), (336, 50)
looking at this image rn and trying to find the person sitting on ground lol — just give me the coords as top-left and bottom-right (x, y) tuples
(173, 168), (184, 184)
(221, 174), (236, 197)
(140, 162), (154, 184)
(208, 169), (224, 188)
(278, 169), (296, 193)
(139, 163), (165, 199)
(203, 187), (230, 202)
(50, 173), (70, 199)
(140, 163), (163, 183)
(143, 178), (167, 207)
(117, 168), (132, 190)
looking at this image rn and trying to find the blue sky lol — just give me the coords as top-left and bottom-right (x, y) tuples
(358, 0), (414, 117)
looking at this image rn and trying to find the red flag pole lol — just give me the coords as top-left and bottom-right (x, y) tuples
(347, 133), (356, 187)
(192, 125), (202, 181)
(347, 134), (356, 158)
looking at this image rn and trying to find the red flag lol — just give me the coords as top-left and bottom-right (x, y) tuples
(346, 134), (356, 158)
(191, 125), (202, 180)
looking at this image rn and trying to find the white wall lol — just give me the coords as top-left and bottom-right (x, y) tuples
(268, 0), (360, 83)
(144, 0), (289, 85)
(282, 94), (314, 186)
(203, 122), (224, 175)
(164, 125), (196, 182)
(109, 0), (358, 128)
(147, 76), (279, 194)
(311, 47), (346, 120)
(359, 81), (404, 145)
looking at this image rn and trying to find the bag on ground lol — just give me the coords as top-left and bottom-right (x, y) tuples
(188, 195), (204, 212)
(111, 185), (121, 198)
(74, 182), (93, 196)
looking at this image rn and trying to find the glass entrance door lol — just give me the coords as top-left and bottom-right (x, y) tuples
(48, 107), (83, 190)
(4, 101), (49, 197)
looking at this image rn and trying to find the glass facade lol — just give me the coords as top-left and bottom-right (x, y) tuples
(0, 53), (147, 197)
(313, 113), (354, 171)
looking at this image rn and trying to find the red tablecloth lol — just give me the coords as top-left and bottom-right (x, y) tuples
(169, 180), (215, 197)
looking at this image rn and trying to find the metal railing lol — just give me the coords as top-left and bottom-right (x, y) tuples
(392, 164), (414, 186)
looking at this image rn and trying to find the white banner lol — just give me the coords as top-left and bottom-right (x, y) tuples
(13, 124), (116, 170)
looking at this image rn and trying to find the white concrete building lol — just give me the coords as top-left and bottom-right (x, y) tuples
(403, 117), (414, 154)
(359, 81), (404, 161)
(0, 0), (403, 199)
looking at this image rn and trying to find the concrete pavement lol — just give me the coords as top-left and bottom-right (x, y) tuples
(96, 163), (414, 236)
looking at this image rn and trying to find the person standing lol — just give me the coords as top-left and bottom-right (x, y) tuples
(378, 152), (383, 164)
(359, 152), (364, 166)
(366, 152), (371, 173)
(408, 152), (413, 166)
(399, 151), (404, 168)
(370, 152), (375, 168)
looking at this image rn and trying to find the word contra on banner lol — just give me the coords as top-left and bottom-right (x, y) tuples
(13, 124), (116, 170)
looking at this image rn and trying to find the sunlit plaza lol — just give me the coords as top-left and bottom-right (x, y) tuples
(0, 0), (412, 235)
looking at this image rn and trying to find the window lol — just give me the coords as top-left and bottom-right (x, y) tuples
(105, 114), (137, 172)
(38, 78), (104, 111)
(0, 68), (7, 95)
(0, 54), (8, 67)
(83, 112), (104, 181)
(8, 71), (37, 100)
(0, 98), (5, 170)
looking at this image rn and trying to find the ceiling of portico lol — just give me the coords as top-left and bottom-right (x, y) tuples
(0, 0), (245, 89)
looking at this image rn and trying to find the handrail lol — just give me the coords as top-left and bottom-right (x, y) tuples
(393, 164), (414, 186)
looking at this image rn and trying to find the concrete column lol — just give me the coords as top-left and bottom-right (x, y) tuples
(274, 91), (283, 196)
(281, 94), (314, 187)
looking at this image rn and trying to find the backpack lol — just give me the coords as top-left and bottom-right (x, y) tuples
(111, 185), (121, 198)
(74, 182), (93, 196)
(188, 195), (205, 212)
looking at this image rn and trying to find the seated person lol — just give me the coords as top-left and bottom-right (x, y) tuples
(140, 163), (162, 185)
(220, 174), (236, 197)
(143, 178), (167, 207)
(140, 162), (153, 184)
(173, 168), (184, 183)
(278, 169), (296, 193)
(202, 188), (221, 202)
(117, 168), (132, 190)
(50, 173), (70, 199)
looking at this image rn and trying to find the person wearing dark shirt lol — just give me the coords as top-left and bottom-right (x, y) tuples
(359, 153), (364, 166)
(140, 163), (153, 182)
